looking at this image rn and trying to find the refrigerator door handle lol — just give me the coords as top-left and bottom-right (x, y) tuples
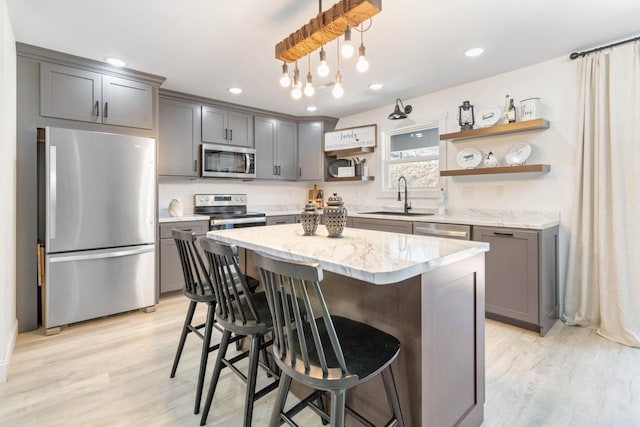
(49, 246), (155, 263)
(50, 145), (57, 240)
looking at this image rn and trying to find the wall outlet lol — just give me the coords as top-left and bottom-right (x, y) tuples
(462, 186), (474, 197)
(495, 185), (504, 198)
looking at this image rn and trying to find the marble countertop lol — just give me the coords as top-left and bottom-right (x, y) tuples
(207, 223), (489, 285)
(254, 205), (559, 230)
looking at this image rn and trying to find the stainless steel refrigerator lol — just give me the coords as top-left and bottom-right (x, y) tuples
(38, 127), (156, 331)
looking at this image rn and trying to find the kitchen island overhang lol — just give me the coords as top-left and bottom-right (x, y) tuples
(207, 224), (489, 427)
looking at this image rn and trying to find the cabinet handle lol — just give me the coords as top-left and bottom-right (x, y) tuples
(194, 159), (198, 172)
(493, 232), (515, 237)
(104, 102), (108, 118)
(229, 129), (233, 141)
(273, 165), (277, 175)
(95, 100), (100, 117)
(224, 129), (228, 140)
(277, 165), (281, 175)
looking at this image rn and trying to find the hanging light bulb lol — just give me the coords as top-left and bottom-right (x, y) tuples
(317, 47), (330, 77)
(356, 23), (369, 73)
(357, 45), (369, 72)
(291, 62), (302, 99)
(304, 54), (314, 97)
(332, 71), (344, 98)
(341, 26), (354, 58)
(279, 62), (291, 87)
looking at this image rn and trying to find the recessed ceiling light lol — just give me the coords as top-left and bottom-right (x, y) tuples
(228, 87), (243, 95)
(465, 47), (485, 57)
(368, 82), (383, 90)
(306, 106), (318, 112)
(105, 57), (126, 67)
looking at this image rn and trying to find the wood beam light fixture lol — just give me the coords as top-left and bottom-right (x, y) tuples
(276, 0), (381, 101)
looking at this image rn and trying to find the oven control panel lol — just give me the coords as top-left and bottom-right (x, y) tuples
(195, 194), (247, 207)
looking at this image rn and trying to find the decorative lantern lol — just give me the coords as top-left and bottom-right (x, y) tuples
(458, 101), (475, 131)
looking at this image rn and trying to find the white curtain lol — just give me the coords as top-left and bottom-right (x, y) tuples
(564, 42), (640, 347)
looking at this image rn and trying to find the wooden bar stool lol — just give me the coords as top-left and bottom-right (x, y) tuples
(253, 251), (405, 427)
(199, 239), (280, 427)
(169, 229), (258, 415)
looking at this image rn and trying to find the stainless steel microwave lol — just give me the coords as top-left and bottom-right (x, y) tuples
(201, 143), (256, 179)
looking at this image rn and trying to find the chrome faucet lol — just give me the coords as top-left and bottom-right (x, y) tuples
(397, 176), (411, 213)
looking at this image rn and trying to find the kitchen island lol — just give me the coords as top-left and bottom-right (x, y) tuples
(207, 224), (490, 427)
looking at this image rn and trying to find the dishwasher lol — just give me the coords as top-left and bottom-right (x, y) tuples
(413, 222), (471, 240)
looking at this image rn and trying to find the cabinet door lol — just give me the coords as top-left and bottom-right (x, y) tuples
(351, 217), (413, 234)
(276, 120), (298, 180)
(40, 62), (101, 123)
(102, 75), (153, 129)
(473, 226), (539, 325)
(298, 121), (323, 180)
(202, 105), (228, 143)
(228, 110), (254, 147)
(254, 116), (277, 179)
(159, 98), (201, 176)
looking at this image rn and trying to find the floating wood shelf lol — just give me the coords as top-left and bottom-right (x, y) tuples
(440, 119), (550, 141)
(324, 146), (375, 157)
(324, 175), (375, 182)
(440, 164), (550, 177)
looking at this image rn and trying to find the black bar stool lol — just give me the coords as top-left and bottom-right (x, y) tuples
(199, 239), (280, 427)
(169, 229), (258, 415)
(253, 251), (405, 427)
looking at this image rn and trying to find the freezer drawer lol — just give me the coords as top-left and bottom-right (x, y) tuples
(45, 245), (156, 329)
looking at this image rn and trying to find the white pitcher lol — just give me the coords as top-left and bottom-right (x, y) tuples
(168, 198), (184, 217)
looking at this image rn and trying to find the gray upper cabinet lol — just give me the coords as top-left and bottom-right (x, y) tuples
(158, 97), (201, 177)
(202, 105), (253, 147)
(255, 116), (298, 180)
(298, 119), (337, 181)
(40, 62), (153, 129)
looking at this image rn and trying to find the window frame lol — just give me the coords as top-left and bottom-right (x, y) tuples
(380, 119), (447, 199)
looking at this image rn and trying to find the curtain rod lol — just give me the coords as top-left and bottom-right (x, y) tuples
(569, 34), (640, 60)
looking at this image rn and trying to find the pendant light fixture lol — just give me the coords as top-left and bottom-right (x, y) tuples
(291, 62), (302, 100)
(279, 62), (291, 87)
(341, 26), (354, 58)
(304, 54), (315, 97)
(332, 38), (344, 98)
(356, 22), (369, 73)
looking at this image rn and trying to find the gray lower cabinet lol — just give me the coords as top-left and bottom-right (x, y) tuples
(40, 62), (153, 129)
(350, 217), (413, 234)
(255, 116), (298, 180)
(266, 215), (300, 225)
(473, 225), (559, 336)
(158, 97), (201, 176)
(159, 220), (209, 294)
(202, 105), (253, 147)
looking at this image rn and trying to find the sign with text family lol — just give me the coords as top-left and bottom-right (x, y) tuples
(323, 124), (377, 151)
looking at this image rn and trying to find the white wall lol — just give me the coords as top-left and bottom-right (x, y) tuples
(335, 56), (579, 311)
(0, 0), (18, 383)
(159, 55), (580, 312)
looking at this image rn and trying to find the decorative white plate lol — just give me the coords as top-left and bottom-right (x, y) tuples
(456, 148), (483, 169)
(476, 106), (501, 127)
(505, 142), (532, 166)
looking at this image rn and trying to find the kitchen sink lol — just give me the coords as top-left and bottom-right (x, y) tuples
(359, 211), (435, 217)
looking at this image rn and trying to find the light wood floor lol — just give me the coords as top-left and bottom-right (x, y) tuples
(1, 294), (639, 427)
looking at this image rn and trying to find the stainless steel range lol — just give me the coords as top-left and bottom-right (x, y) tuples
(194, 194), (266, 230)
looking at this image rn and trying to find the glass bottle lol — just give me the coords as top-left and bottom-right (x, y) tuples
(502, 95), (511, 124)
(508, 98), (516, 123)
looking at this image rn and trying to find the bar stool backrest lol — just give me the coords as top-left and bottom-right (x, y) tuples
(200, 239), (262, 331)
(253, 251), (357, 389)
(172, 229), (211, 297)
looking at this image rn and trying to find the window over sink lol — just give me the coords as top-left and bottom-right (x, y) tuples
(382, 120), (445, 198)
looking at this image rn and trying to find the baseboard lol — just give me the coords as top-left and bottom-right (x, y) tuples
(0, 318), (18, 383)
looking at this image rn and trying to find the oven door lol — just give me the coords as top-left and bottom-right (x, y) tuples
(210, 216), (266, 230)
(201, 143), (256, 179)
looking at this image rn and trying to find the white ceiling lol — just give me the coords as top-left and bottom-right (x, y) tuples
(6, 0), (640, 119)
